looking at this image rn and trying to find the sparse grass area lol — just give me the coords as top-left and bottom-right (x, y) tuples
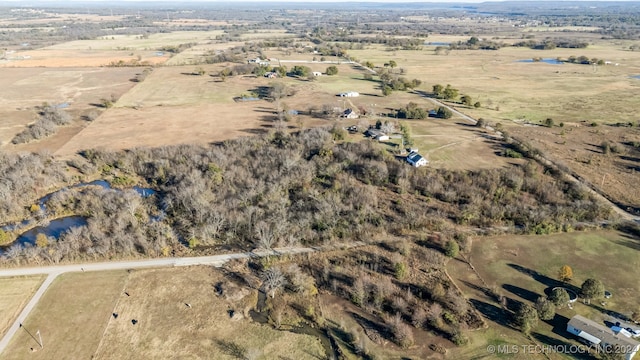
(1, 271), (128, 360)
(0, 276), (45, 339)
(93, 266), (326, 360)
(0, 67), (138, 150)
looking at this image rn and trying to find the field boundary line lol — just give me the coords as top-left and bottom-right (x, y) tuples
(91, 272), (131, 360)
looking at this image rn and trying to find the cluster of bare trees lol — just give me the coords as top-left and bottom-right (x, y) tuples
(0, 150), (68, 222)
(2, 125), (612, 263)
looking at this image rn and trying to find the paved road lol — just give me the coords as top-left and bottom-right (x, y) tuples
(0, 243), (362, 355)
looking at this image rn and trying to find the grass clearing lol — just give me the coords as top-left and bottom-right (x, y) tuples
(449, 230), (640, 359)
(0, 276), (45, 340)
(93, 266), (326, 360)
(1, 271), (128, 360)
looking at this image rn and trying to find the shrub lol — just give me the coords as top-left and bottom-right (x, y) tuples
(444, 240), (459, 258)
(394, 262), (407, 280)
(436, 107), (452, 119)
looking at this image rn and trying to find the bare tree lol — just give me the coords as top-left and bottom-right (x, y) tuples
(262, 267), (286, 298)
(255, 221), (275, 249)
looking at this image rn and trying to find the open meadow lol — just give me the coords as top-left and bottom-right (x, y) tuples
(346, 38), (640, 125)
(0, 67), (139, 151)
(0, 276), (44, 341)
(1, 271), (128, 360)
(93, 266), (325, 360)
(448, 230), (640, 359)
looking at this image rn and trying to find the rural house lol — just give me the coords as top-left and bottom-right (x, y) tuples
(341, 109), (358, 119)
(406, 152), (428, 167)
(567, 315), (640, 360)
(338, 91), (360, 97)
(365, 128), (389, 141)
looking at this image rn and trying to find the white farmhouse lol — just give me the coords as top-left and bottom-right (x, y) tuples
(406, 152), (428, 167)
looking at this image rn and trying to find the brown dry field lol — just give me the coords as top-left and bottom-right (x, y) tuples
(0, 13), (126, 26)
(93, 266), (325, 360)
(53, 65), (334, 156)
(509, 122), (640, 211)
(50, 63), (516, 172)
(4, 31), (636, 182)
(2, 271), (128, 360)
(0, 67), (140, 151)
(0, 49), (170, 68)
(0, 276), (45, 341)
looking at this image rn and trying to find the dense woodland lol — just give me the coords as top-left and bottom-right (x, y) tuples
(0, 126), (613, 265)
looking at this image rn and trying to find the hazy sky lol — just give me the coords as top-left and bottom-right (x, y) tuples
(7, 0), (639, 2)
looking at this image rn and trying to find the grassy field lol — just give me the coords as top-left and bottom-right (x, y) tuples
(0, 67), (139, 150)
(345, 41), (640, 125)
(0, 267), (326, 360)
(51, 60), (517, 172)
(2, 29), (636, 206)
(0, 276), (45, 340)
(53, 65), (334, 155)
(448, 230), (640, 359)
(93, 266), (325, 360)
(1, 271), (128, 360)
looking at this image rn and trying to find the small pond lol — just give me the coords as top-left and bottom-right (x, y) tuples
(517, 58), (564, 65)
(425, 41), (451, 46)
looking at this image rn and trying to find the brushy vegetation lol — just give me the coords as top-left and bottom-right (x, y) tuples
(11, 105), (72, 144)
(1, 126), (613, 264)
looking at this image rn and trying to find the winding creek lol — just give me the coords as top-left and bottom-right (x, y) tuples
(1, 180), (156, 249)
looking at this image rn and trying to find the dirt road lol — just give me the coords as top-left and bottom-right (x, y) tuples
(0, 243), (362, 355)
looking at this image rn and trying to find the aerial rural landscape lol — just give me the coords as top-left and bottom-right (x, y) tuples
(0, 1), (639, 359)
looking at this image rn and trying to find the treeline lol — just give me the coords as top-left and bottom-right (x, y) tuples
(1, 126), (614, 265)
(513, 38), (589, 50)
(449, 36), (505, 50)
